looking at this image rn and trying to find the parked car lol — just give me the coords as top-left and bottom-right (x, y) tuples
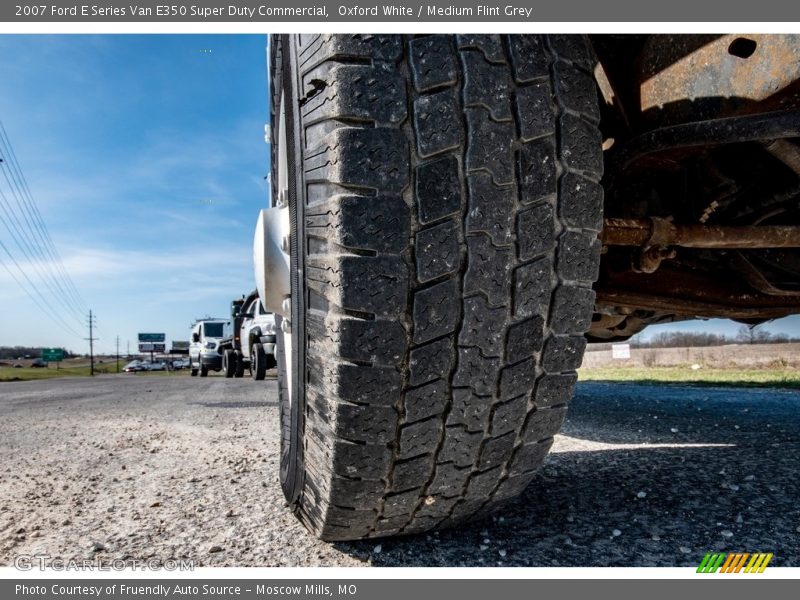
(30, 358), (47, 368)
(145, 361), (167, 371)
(122, 361), (146, 373)
(170, 359), (189, 370)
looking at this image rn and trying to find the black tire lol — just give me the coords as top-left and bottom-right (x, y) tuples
(200, 364), (208, 377)
(223, 349), (237, 378)
(252, 343), (267, 381)
(234, 352), (246, 378)
(190, 358), (198, 377)
(273, 34), (602, 541)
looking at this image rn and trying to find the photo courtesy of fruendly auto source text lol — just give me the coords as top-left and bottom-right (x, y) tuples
(0, 0), (799, 597)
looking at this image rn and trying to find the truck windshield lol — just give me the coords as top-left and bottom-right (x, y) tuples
(203, 322), (224, 338)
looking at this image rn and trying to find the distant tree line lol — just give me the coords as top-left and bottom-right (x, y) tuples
(0, 346), (76, 360)
(589, 325), (800, 351)
(629, 326), (800, 348)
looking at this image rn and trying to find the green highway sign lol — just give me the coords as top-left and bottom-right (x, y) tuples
(41, 348), (64, 362)
(138, 332), (165, 342)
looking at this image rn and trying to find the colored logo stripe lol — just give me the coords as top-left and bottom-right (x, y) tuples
(697, 552), (772, 573)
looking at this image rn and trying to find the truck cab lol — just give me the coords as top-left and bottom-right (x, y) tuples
(218, 291), (277, 379)
(188, 319), (229, 377)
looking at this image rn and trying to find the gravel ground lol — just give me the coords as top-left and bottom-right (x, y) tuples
(1, 374), (798, 567)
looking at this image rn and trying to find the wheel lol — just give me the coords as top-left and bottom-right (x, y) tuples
(223, 349), (237, 378)
(272, 34), (602, 541)
(200, 364), (208, 377)
(252, 343), (267, 381)
(234, 351), (246, 378)
(190, 356), (198, 377)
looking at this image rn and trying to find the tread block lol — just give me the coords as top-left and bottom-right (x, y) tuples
(464, 235), (513, 307)
(462, 50), (512, 121)
(320, 506), (377, 529)
(519, 137), (557, 205)
(478, 431), (516, 470)
(299, 34), (402, 69)
(499, 358), (536, 400)
(393, 455), (434, 491)
(550, 285), (595, 334)
(513, 257), (553, 319)
(410, 36), (458, 92)
(416, 155), (463, 225)
(522, 406), (568, 442)
(413, 89), (462, 157)
(534, 373), (578, 408)
(372, 515), (407, 536)
(319, 476), (386, 509)
(516, 81), (556, 141)
(401, 515), (443, 534)
(517, 202), (555, 261)
(440, 426), (483, 467)
(506, 316), (544, 363)
(409, 337), (455, 386)
(429, 462), (471, 495)
(465, 108), (515, 185)
(405, 380), (449, 423)
(490, 395), (528, 436)
(412, 278), (461, 343)
(307, 255), (409, 316)
(560, 113), (603, 176)
(559, 173), (603, 231)
(399, 418), (443, 459)
(508, 438), (554, 476)
(459, 295), (507, 358)
(415, 494), (461, 519)
(311, 362), (401, 406)
(457, 35), (507, 63)
(383, 489), (422, 518)
(308, 391), (398, 444)
(494, 472), (535, 501)
(305, 195), (411, 254)
(302, 63), (407, 126)
(308, 313), (407, 366)
(507, 35), (550, 82)
(549, 35), (593, 71)
(307, 436), (392, 480)
(308, 389), (398, 444)
(464, 466), (502, 500)
(542, 334), (587, 372)
(556, 230), (601, 282)
(416, 220), (461, 283)
(448, 388), (492, 432)
(466, 172), (515, 246)
(454, 347), (500, 396)
(304, 128), (409, 193)
(553, 61), (600, 123)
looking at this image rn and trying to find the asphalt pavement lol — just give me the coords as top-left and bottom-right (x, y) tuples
(0, 374), (798, 567)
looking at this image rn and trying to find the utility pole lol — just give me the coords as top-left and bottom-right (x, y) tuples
(116, 336), (120, 373)
(85, 310), (97, 376)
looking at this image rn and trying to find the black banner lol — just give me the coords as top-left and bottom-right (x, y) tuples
(4, 0), (800, 22)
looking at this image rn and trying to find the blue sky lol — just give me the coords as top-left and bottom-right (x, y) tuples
(0, 35), (269, 354)
(0, 34), (798, 355)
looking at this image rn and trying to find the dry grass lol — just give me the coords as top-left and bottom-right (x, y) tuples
(579, 366), (800, 389)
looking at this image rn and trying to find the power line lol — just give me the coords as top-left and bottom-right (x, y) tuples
(0, 121), (89, 314)
(0, 122), (89, 316)
(0, 179), (86, 326)
(0, 239), (83, 339)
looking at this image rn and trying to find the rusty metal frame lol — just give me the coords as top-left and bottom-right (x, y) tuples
(601, 217), (800, 249)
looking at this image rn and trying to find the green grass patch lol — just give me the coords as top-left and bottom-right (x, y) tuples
(579, 366), (800, 389)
